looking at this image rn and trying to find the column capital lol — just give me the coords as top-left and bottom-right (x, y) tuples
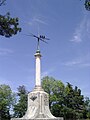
(34, 50), (42, 58)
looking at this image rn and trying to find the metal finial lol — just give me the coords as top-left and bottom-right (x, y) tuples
(26, 33), (50, 52)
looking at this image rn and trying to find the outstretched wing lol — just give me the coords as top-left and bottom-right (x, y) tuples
(28, 33), (39, 39)
(39, 38), (48, 44)
(44, 38), (50, 40)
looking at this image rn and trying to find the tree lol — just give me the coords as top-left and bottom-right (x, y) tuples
(80, 0), (90, 11)
(13, 85), (28, 118)
(84, 97), (90, 119)
(64, 83), (86, 119)
(84, 0), (90, 11)
(0, 84), (14, 120)
(0, 0), (21, 38)
(42, 76), (87, 120)
(42, 76), (65, 117)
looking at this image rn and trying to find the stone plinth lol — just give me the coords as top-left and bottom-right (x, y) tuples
(11, 87), (63, 120)
(11, 118), (63, 120)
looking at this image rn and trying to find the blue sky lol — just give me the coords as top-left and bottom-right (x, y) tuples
(0, 0), (90, 98)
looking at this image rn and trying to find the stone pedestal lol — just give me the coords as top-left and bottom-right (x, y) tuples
(11, 87), (63, 120)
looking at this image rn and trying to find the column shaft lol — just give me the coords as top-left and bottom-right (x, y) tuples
(35, 51), (41, 87)
(35, 55), (41, 86)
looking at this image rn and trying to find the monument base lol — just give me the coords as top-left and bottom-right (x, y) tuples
(11, 86), (63, 120)
(11, 117), (63, 120)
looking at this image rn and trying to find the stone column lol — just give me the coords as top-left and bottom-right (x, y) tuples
(34, 50), (41, 87)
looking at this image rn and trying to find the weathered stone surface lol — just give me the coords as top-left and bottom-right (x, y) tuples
(11, 87), (63, 120)
(13, 117), (63, 120)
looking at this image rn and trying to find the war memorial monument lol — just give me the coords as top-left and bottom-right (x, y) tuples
(11, 34), (63, 120)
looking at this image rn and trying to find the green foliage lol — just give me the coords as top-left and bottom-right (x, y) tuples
(84, 0), (90, 11)
(64, 83), (85, 119)
(42, 76), (88, 120)
(13, 85), (28, 118)
(0, 84), (14, 120)
(42, 76), (65, 117)
(0, 0), (21, 38)
(42, 76), (65, 108)
(0, 77), (90, 120)
(0, 13), (21, 38)
(80, 0), (90, 11)
(87, 112), (90, 119)
(85, 97), (90, 118)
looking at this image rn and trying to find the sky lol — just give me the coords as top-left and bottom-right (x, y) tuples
(0, 0), (90, 98)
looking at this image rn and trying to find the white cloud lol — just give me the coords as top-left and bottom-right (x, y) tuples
(71, 34), (82, 43)
(27, 15), (48, 27)
(33, 17), (48, 25)
(0, 48), (13, 56)
(64, 61), (90, 67)
(64, 60), (81, 66)
(70, 15), (88, 43)
(64, 53), (90, 67)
